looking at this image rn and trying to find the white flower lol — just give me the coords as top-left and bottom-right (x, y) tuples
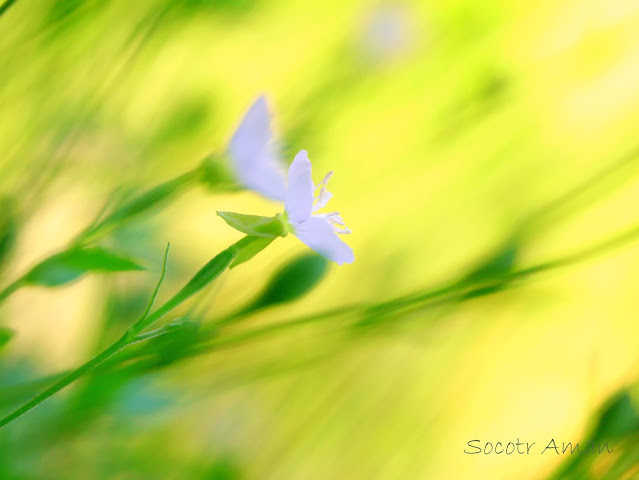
(227, 96), (287, 202)
(284, 150), (354, 265)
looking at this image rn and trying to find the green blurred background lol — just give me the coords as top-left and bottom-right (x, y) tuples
(2, 0), (639, 478)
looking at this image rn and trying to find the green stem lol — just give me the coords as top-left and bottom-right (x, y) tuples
(2, 219), (639, 409)
(0, 277), (23, 304)
(129, 327), (171, 344)
(0, 0), (18, 18)
(0, 334), (129, 428)
(127, 244), (237, 336)
(74, 168), (201, 245)
(0, 237), (254, 428)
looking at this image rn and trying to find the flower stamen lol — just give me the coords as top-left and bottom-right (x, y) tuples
(282, 151), (353, 264)
(317, 212), (351, 235)
(315, 171), (334, 191)
(312, 171), (335, 213)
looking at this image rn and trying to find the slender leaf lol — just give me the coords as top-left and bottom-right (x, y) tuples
(0, 327), (14, 349)
(77, 170), (198, 243)
(240, 253), (328, 314)
(24, 247), (145, 287)
(230, 236), (275, 269)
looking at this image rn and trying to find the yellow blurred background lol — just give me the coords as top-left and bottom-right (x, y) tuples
(2, 0), (639, 478)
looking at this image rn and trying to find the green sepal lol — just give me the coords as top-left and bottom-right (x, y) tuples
(217, 211), (288, 238)
(199, 154), (238, 191)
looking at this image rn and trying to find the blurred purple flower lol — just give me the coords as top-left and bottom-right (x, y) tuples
(227, 96), (287, 202)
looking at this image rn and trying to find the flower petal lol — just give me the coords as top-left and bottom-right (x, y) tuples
(294, 216), (354, 265)
(227, 96), (287, 201)
(285, 150), (315, 224)
(237, 149), (288, 202)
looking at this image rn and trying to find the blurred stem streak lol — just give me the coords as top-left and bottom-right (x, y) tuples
(75, 168), (200, 244)
(12, 215), (639, 397)
(1, 218), (639, 412)
(0, 235), (268, 428)
(0, 335), (132, 429)
(9, 3), (175, 226)
(360, 220), (639, 321)
(154, 219), (639, 368)
(516, 146), (639, 241)
(0, 0), (17, 18)
(0, 166), (202, 306)
(0, 278), (22, 304)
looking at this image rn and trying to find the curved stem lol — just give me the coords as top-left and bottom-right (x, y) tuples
(0, 0), (18, 18)
(0, 237), (248, 428)
(0, 277), (23, 304)
(0, 335), (129, 428)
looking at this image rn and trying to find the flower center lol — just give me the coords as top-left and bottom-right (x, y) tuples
(312, 171), (334, 213)
(311, 171), (351, 235)
(317, 211), (352, 235)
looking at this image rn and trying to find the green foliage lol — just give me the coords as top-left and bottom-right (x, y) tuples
(0, 238), (247, 428)
(204, 456), (244, 480)
(23, 246), (145, 287)
(200, 155), (238, 191)
(230, 236), (275, 269)
(545, 390), (639, 480)
(463, 241), (519, 283)
(146, 248), (235, 323)
(139, 317), (201, 365)
(132, 316), (199, 344)
(246, 253), (328, 312)
(175, 0), (257, 16)
(153, 95), (210, 143)
(0, 0), (17, 18)
(591, 391), (639, 440)
(45, 0), (99, 26)
(0, 327), (13, 350)
(217, 211), (287, 238)
(5, 1), (639, 478)
(78, 171), (198, 243)
(0, 199), (17, 271)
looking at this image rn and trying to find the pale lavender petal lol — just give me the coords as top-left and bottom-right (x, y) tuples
(236, 148), (288, 201)
(285, 150), (314, 224)
(294, 216), (354, 265)
(230, 96), (271, 151)
(227, 96), (287, 201)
